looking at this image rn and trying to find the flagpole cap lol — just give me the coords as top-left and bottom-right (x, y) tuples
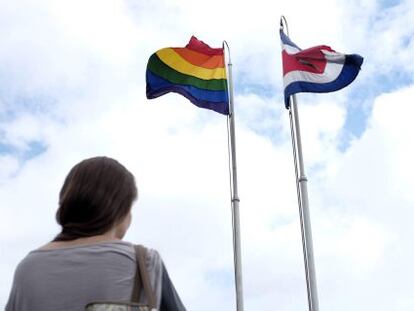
(280, 15), (289, 35)
(222, 40), (232, 64)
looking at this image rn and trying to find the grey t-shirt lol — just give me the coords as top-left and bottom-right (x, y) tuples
(6, 241), (185, 311)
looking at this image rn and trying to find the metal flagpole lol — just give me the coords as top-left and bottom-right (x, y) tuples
(223, 40), (244, 311)
(281, 16), (320, 311)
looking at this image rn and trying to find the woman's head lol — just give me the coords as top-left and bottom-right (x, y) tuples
(54, 156), (137, 241)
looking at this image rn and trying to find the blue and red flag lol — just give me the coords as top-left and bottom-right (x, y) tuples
(280, 30), (363, 108)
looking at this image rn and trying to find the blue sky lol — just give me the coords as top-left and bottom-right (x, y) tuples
(1, 0), (414, 310)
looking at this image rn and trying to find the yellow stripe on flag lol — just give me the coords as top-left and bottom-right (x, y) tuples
(156, 48), (227, 80)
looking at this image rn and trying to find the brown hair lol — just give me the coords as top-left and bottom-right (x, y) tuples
(54, 156), (137, 241)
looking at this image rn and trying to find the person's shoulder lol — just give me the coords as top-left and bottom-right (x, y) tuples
(143, 246), (162, 260)
(10, 249), (43, 284)
(23, 241), (138, 264)
(124, 242), (163, 266)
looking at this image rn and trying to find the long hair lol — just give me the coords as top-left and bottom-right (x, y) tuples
(54, 156), (137, 241)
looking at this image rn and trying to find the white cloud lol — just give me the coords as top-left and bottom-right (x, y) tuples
(0, 155), (19, 182)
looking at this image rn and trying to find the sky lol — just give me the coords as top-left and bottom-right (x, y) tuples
(1, 0), (414, 310)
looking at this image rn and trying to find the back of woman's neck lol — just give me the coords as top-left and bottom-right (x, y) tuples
(39, 231), (121, 250)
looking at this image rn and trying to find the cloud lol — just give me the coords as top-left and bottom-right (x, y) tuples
(312, 85), (414, 310)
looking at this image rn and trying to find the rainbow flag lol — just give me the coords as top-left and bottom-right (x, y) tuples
(146, 36), (229, 115)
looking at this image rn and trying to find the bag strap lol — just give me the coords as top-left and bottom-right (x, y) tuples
(131, 245), (142, 303)
(132, 245), (157, 310)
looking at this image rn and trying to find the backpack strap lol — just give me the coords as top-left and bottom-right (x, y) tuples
(132, 245), (157, 310)
(131, 245), (142, 303)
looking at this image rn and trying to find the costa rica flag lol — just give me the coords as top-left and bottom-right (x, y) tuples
(280, 30), (363, 108)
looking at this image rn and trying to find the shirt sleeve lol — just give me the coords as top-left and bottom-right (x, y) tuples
(160, 262), (186, 311)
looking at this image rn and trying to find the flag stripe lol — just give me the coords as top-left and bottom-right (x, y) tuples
(282, 47), (334, 75)
(146, 71), (229, 115)
(283, 54), (344, 86)
(147, 70), (229, 103)
(185, 36), (224, 56)
(172, 48), (225, 69)
(280, 30), (301, 50)
(284, 55), (364, 105)
(147, 54), (227, 91)
(156, 48), (227, 80)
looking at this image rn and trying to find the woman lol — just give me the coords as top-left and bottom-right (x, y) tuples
(6, 156), (186, 311)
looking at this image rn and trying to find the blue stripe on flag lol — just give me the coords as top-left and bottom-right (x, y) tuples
(146, 70), (229, 115)
(280, 30), (301, 50)
(284, 54), (364, 108)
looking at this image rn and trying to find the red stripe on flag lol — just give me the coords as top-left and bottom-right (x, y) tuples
(282, 45), (334, 76)
(185, 36), (223, 56)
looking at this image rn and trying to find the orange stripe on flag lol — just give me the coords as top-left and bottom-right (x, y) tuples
(173, 48), (225, 69)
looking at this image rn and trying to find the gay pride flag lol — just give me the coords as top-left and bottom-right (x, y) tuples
(146, 36), (229, 115)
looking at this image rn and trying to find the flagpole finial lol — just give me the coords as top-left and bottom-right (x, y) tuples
(222, 40), (232, 64)
(280, 15), (289, 35)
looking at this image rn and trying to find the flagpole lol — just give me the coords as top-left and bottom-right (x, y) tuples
(281, 16), (320, 311)
(223, 40), (244, 311)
